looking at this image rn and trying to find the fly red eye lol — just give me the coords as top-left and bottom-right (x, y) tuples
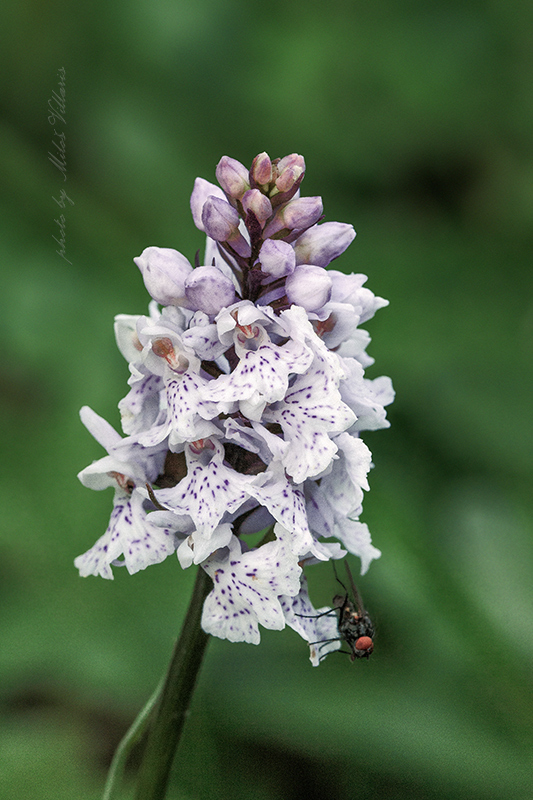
(355, 636), (373, 652)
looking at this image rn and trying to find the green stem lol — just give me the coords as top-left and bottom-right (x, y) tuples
(133, 566), (212, 800)
(102, 676), (165, 800)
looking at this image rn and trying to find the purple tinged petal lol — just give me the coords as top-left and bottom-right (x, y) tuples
(329, 271), (389, 323)
(246, 463), (318, 558)
(118, 373), (162, 436)
(204, 343), (291, 420)
(80, 406), (122, 450)
(184, 265), (236, 316)
(274, 153), (305, 193)
(339, 359), (394, 432)
(201, 196), (240, 241)
(251, 151), (273, 185)
(282, 196), (323, 229)
(114, 314), (144, 363)
(181, 312), (227, 361)
(263, 196), (323, 238)
(190, 178), (226, 231)
(293, 222), (356, 267)
(216, 156), (250, 199)
(318, 432), (372, 518)
(258, 239), (296, 278)
(177, 523), (233, 568)
(285, 265), (332, 311)
(333, 518), (381, 575)
(163, 371), (220, 446)
(134, 247), (193, 307)
(242, 189), (272, 225)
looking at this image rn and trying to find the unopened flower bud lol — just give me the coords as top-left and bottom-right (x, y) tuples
(190, 178), (226, 231)
(202, 196), (241, 241)
(134, 247), (193, 306)
(250, 152), (272, 185)
(201, 197), (251, 258)
(258, 239), (295, 278)
(285, 265), (332, 311)
(283, 196), (322, 229)
(184, 266), (236, 316)
(293, 222), (356, 267)
(216, 156), (250, 200)
(242, 189), (272, 226)
(275, 153), (305, 193)
(263, 196), (323, 238)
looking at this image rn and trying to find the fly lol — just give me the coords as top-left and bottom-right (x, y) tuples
(332, 561), (374, 661)
(298, 560), (375, 663)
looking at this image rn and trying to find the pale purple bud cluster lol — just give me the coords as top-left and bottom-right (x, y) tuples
(186, 152), (358, 319)
(75, 151), (393, 666)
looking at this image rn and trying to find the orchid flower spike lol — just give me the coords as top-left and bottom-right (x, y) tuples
(75, 152), (393, 665)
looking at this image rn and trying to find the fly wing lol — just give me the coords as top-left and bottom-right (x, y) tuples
(344, 560), (367, 618)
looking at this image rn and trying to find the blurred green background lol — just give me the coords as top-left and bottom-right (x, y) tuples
(1, 1), (532, 798)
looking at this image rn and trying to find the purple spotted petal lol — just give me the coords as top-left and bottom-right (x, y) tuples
(74, 491), (180, 579)
(264, 351), (356, 482)
(154, 439), (254, 537)
(280, 574), (341, 665)
(201, 526), (301, 644)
